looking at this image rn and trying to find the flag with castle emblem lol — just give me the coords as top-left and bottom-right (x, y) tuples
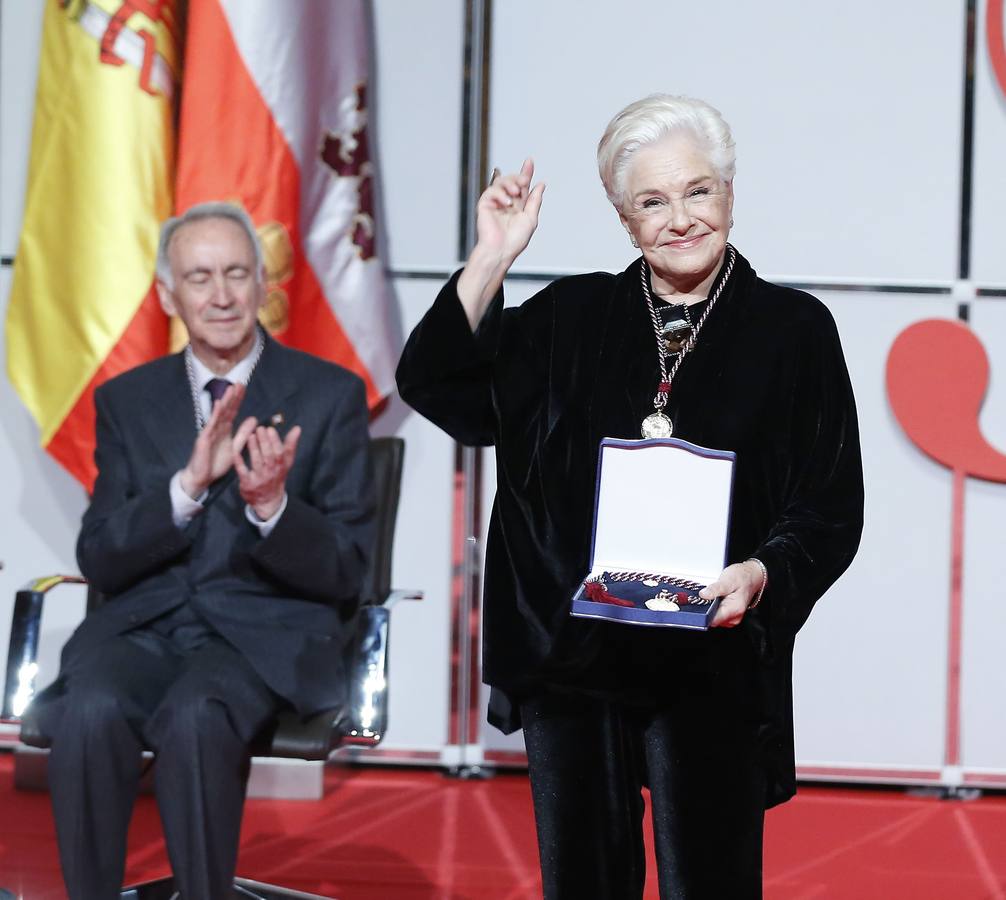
(6, 0), (180, 490)
(174, 0), (397, 406)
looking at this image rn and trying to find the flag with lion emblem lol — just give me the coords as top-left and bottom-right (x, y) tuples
(174, 0), (397, 407)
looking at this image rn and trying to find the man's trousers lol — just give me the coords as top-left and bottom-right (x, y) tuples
(35, 628), (283, 900)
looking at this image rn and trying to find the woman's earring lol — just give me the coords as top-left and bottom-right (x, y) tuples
(630, 235), (639, 248)
(729, 217), (734, 228)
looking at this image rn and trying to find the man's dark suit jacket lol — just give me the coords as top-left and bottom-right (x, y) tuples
(58, 336), (375, 716)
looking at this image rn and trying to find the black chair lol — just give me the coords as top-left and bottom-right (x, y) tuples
(2, 436), (420, 900)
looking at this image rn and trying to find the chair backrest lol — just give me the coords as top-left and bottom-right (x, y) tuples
(358, 436), (405, 606)
(262, 435), (406, 755)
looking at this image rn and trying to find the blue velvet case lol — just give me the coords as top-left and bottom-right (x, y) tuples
(571, 574), (720, 630)
(570, 437), (736, 631)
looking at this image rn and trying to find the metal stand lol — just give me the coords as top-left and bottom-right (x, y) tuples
(907, 785), (984, 801)
(443, 0), (494, 778)
(446, 761), (495, 781)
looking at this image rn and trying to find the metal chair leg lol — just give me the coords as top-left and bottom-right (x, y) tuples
(235, 878), (336, 899)
(121, 876), (336, 899)
(119, 878), (180, 899)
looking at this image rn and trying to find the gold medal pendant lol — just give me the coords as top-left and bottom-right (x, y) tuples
(641, 411), (673, 439)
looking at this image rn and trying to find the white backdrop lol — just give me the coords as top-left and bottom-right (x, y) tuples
(477, 0), (1005, 784)
(488, 0), (964, 285)
(2, 0), (1004, 785)
(0, 1), (89, 709)
(973, 0), (1006, 284)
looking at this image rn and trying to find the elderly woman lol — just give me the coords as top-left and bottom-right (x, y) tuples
(397, 94), (863, 899)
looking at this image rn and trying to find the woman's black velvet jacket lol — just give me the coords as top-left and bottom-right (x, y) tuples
(397, 249), (864, 807)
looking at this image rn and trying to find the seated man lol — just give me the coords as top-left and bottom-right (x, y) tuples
(33, 201), (375, 899)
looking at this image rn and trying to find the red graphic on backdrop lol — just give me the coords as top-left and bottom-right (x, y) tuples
(990, 0), (1006, 99)
(887, 319), (1006, 482)
(887, 319), (1006, 769)
(320, 83), (376, 260)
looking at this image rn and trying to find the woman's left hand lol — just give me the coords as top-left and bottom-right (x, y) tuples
(700, 561), (764, 628)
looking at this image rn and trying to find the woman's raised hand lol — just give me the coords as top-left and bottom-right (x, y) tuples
(457, 157), (545, 330)
(475, 158), (546, 262)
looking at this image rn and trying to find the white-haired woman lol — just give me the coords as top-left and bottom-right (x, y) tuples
(398, 95), (863, 899)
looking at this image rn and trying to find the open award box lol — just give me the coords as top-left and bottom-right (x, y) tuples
(570, 437), (736, 630)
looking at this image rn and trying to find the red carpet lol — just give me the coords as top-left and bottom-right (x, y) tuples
(0, 752), (1003, 898)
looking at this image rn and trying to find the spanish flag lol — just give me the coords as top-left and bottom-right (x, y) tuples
(5, 0), (180, 491)
(174, 0), (397, 407)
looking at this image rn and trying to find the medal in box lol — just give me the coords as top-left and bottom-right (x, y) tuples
(570, 436), (736, 630)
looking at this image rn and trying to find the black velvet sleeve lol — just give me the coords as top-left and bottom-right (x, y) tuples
(396, 271), (501, 446)
(749, 306), (865, 646)
(396, 270), (549, 448)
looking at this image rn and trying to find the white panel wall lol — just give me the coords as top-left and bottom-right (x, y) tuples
(489, 0), (964, 285)
(366, 0), (466, 752)
(480, 2), (999, 778)
(943, 0), (1003, 775)
(0, 262), (91, 695)
(372, 0), (464, 271)
(0, 1), (44, 252)
(0, 0), (83, 697)
(371, 280), (456, 751)
(972, 0), (1006, 285)
(793, 293), (956, 769)
(2, 0), (1003, 780)
(960, 300), (1006, 771)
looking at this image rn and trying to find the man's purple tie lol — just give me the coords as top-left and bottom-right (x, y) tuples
(205, 378), (231, 409)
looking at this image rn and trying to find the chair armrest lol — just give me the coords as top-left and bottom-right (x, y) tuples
(383, 589), (424, 608)
(2, 576), (87, 722)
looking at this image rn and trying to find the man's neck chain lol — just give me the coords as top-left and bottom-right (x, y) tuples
(184, 328), (265, 430)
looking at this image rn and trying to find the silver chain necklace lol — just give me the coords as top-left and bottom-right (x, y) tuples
(639, 244), (736, 438)
(184, 328), (265, 430)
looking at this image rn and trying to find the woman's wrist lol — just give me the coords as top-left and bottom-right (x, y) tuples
(744, 558), (768, 609)
(457, 245), (511, 330)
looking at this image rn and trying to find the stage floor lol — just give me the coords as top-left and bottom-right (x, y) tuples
(0, 752), (1003, 898)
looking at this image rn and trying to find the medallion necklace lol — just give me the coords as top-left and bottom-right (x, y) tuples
(639, 243), (737, 438)
(184, 327), (266, 430)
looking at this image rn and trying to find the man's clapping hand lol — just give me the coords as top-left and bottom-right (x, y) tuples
(179, 383), (246, 499)
(232, 418), (302, 521)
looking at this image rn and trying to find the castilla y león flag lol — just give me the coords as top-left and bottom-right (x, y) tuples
(6, 0), (179, 491)
(174, 0), (397, 407)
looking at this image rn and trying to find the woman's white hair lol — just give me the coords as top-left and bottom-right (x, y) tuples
(597, 94), (736, 211)
(156, 201), (264, 290)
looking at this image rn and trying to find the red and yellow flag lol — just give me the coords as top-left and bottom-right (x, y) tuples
(174, 0), (397, 406)
(6, 0), (180, 491)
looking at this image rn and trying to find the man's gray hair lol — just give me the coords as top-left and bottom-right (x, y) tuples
(597, 94), (736, 211)
(155, 201), (264, 289)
